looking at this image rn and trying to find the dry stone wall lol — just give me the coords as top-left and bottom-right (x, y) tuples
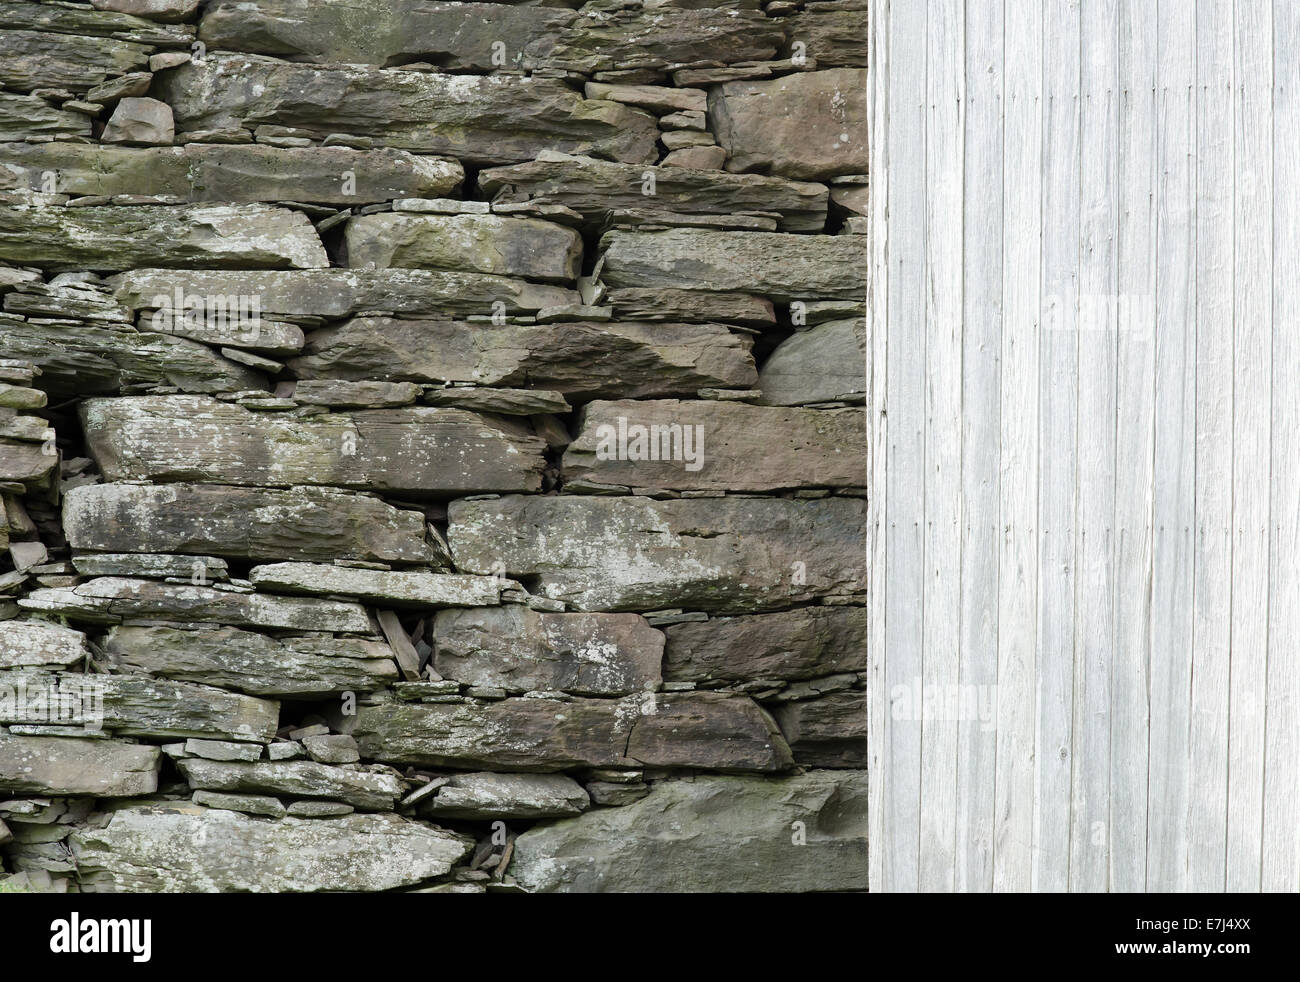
(0, 0), (866, 893)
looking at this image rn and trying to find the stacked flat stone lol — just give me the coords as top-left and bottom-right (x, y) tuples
(0, 0), (867, 894)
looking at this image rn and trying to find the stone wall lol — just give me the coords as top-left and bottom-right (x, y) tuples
(0, 0), (866, 893)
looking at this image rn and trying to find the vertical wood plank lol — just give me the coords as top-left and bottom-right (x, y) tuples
(1147, 0), (1197, 893)
(993, 0), (1042, 892)
(1034, 0), (1081, 894)
(1071, 0), (1119, 892)
(882, 0), (927, 892)
(1110, 0), (1157, 893)
(1263, 0), (1300, 894)
(955, 0), (1004, 894)
(1189, 0), (1235, 892)
(866, 0), (891, 895)
(1226, 0), (1272, 891)
(919, 0), (965, 892)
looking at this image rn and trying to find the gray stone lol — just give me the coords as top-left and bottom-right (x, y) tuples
(291, 380), (420, 407)
(770, 691), (867, 768)
(478, 151), (827, 233)
(70, 804), (472, 892)
(20, 577), (373, 633)
(0, 3), (193, 44)
(660, 146), (728, 170)
(349, 692), (793, 773)
(420, 772), (589, 820)
(0, 620), (90, 670)
(565, 400), (867, 492)
(0, 143), (463, 205)
(0, 736), (159, 796)
(663, 606), (867, 683)
(291, 317), (756, 400)
(0, 313), (265, 398)
(447, 495), (867, 612)
(0, 670), (279, 742)
(101, 97), (173, 145)
(183, 739), (262, 762)
(285, 799), (353, 817)
(81, 396), (547, 495)
(0, 93), (90, 141)
(199, 1), (781, 75)
(432, 606), (664, 696)
(0, 29), (150, 93)
(0, 203), (326, 273)
(191, 790), (286, 818)
(584, 82), (706, 114)
(157, 55), (658, 166)
(104, 624), (398, 698)
(599, 228), (867, 302)
(110, 267), (578, 321)
(344, 213), (581, 282)
(782, 9), (869, 69)
(144, 315), (304, 356)
(90, 0), (200, 23)
(510, 770), (867, 892)
(759, 317), (867, 406)
(72, 553), (228, 581)
(250, 563), (508, 608)
(585, 780), (649, 807)
(602, 287), (775, 326)
(176, 759), (405, 811)
(708, 69), (868, 180)
(301, 734), (360, 765)
(421, 386), (570, 416)
(63, 483), (435, 563)
(84, 73), (152, 103)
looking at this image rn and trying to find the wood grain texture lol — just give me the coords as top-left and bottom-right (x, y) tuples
(871, 0), (1297, 892)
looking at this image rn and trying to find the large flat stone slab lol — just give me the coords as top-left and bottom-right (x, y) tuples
(599, 228), (867, 301)
(448, 495), (867, 612)
(0, 203), (327, 272)
(510, 770), (867, 892)
(0, 142), (463, 204)
(0, 670), (279, 742)
(431, 606), (663, 696)
(198, 1), (781, 74)
(290, 317), (756, 399)
(102, 624), (398, 697)
(0, 28), (150, 92)
(344, 213), (582, 282)
(63, 483), (434, 563)
(81, 396), (547, 495)
(349, 692), (792, 773)
(249, 563), (507, 607)
(0, 736), (159, 797)
(20, 577), (373, 633)
(70, 804), (472, 892)
(110, 268), (579, 320)
(564, 400), (867, 492)
(176, 758), (404, 811)
(156, 55), (658, 165)
(478, 152), (828, 233)
(200, 0), (576, 68)
(708, 68), (868, 181)
(348, 691), (790, 775)
(663, 607), (867, 683)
